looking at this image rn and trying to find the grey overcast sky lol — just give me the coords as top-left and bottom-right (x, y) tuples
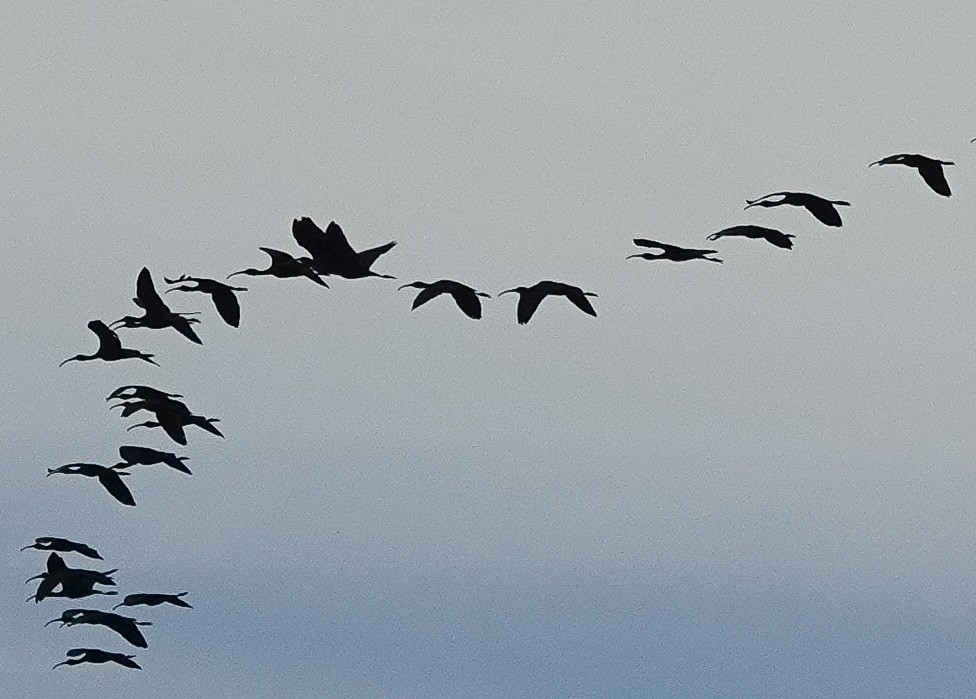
(4, 2), (976, 696)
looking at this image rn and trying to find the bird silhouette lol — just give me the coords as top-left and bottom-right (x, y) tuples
(628, 239), (723, 263)
(116, 445), (191, 475)
(59, 320), (158, 367)
(112, 395), (222, 445)
(26, 553), (118, 603)
(107, 385), (182, 403)
(21, 537), (102, 560)
(707, 225), (795, 249)
(227, 247), (330, 287)
(46, 463), (136, 506)
(743, 191), (851, 227)
(113, 592), (193, 610)
(499, 281), (598, 325)
(53, 648), (141, 670)
(164, 274), (247, 327)
(47, 608), (151, 648)
(869, 153), (953, 196)
(111, 268), (203, 344)
(292, 217), (397, 279)
(398, 280), (491, 319)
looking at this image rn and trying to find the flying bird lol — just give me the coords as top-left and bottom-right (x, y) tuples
(47, 608), (151, 648)
(107, 385), (182, 403)
(26, 553), (117, 603)
(499, 281), (598, 325)
(113, 592), (193, 610)
(628, 239), (723, 263)
(227, 247), (330, 287)
(46, 463), (135, 506)
(116, 445), (191, 475)
(398, 280), (491, 319)
(292, 217), (397, 279)
(53, 648), (141, 671)
(743, 191), (850, 227)
(164, 274), (247, 327)
(21, 537), (102, 560)
(707, 225), (795, 249)
(59, 320), (157, 367)
(869, 153), (953, 197)
(111, 267), (202, 344)
(112, 395), (222, 445)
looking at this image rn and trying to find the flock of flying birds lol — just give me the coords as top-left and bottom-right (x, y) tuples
(30, 150), (957, 671)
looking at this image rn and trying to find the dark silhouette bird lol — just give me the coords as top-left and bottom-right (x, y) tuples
(107, 385), (182, 403)
(398, 280), (491, 319)
(59, 320), (158, 367)
(628, 239), (723, 263)
(227, 247), (329, 287)
(292, 217), (397, 279)
(112, 395), (222, 445)
(869, 153), (953, 196)
(21, 537), (102, 560)
(47, 609), (151, 648)
(113, 592), (193, 610)
(164, 274), (247, 327)
(111, 267), (202, 344)
(46, 463), (135, 506)
(116, 445), (191, 475)
(707, 225), (795, 249)
(53, 648), (141, 670)
(499, 281), (598, 325)
(26, 553), (117, 603)
(743, 191), (851, 227)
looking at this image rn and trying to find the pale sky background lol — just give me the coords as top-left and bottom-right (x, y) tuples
(4, 2), (976, 697)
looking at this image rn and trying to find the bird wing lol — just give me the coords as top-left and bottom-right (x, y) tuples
(517, 291), (546, 325)
(449, 285), (483, 320)
(761, 229), (795, 249)
(195, 418), (224, 438)
(804, 198), (843, 227)
(155, 410), (188, 445)
(98, 470), (136, 506)
(88, 320), (123, 353)
(632, 239), (669, 252)
(292, 218), (359, 270)
(564, 288), (598, 318)
(259, 247), (300, 266)
(210, 286), (241, 327)
(135, 268), (167, 314)
(410, 285), (444, 311)
(171, 316), (203, 344)
(99, 614), (149, 648)
(917, 162), (951, 196)
(356, 240), (397, 270)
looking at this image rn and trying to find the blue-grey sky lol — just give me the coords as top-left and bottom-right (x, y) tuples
(5, 2), (976, 696)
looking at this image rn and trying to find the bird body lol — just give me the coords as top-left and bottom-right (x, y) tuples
(113, 592), (193, 610)
(53, 648), (141, 670)
(499, 281), (598, 325)
(46, 463), (135, 506)
(293, 217), (396, 279)
(707, 225), (795, 249)
(59, 320), (157, 367)
(628, 239), (723, 263)
(743, 191), (850, 227)
(117, 445), (191, 474)
(48, 608), (151, 648)
(228, 247), (329, 287)
(869, 153), (953, 196)
(21, 537), (102, 560)
(398, 280), (491, 319)
(165, 274), (246, 327)
(111, 268), (203, 344)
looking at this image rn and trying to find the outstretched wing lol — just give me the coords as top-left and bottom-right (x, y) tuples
(98, 470), (136, 506)
(292, 218), (359, 270)
(917, 162), (951, 197)
(356, 240), (397, 270)
(564, 288), (598, 318)
(803, 198), (844, 227)
(516, 291), (546, 325)
(87, 320), (122, 353)
(210, 286), (241, 327)
(135, 268), (167, 315)
(632, 239), (671, 253)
